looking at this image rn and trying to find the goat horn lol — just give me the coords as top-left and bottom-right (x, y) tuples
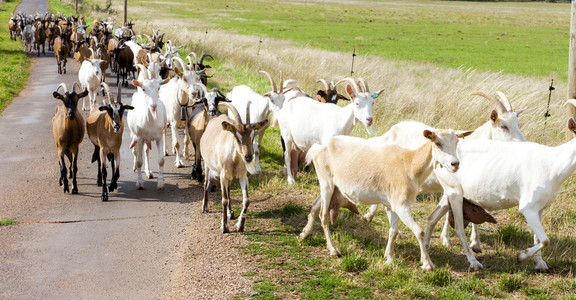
(564, 99), (576, 108)
(260, 70), (277, 93)
(116, 84), (122, 104)
(316, 79), (330, 90)
(470, 91), (506, 114)
(172, 56), (188, 72)
(136, 64), (149, 80)
(246, 101), (251, 124)
(143, 33), (152, 44)
(334, 78), (360, 95)
(357, 78), (370, 93)
(197, 83), (208, 100)
(218, 102), (242, 123)
(101, 82), (112, 105)
(187, 52), (198, 64)
(146, 52), (153, 64)
(496, 91), (513, 112)
(72, 82), (82, 93)
(56, 82), (68, 94)
(200, 54), (213, 65)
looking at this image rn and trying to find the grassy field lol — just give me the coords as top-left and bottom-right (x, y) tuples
(54, 0), (576, 298)
(0, 0), (30, 114)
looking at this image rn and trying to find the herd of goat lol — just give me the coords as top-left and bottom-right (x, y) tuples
(11, 11), (576, 273)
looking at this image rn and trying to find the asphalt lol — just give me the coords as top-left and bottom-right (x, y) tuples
(0, 0), (198, 298)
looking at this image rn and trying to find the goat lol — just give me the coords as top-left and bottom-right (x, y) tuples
(313, 79), (349, 104)
(187, 86), (231, 182)
(186, 52), (213, 85)
(362, 91), (526, 252)
(300, 129), (470, 270)
(112, 42), (135, 87)
(425, 108), (576, 272)
(8, 14), (18, 40)
(276, 77), (384, 184)
(52, 82), (88, 194)
(78, 54), (105, 111)
(86, 83), (134, 201)
(22, 24), (34, 53)
(53, 27), (70, 74)
(200, 102), (269, 233)
(33, 20), (46, 56)
(126, 66), (170, 190)
(73, 40), (91, 66)
(158, 57), (202, 167)
(226, 71), (287, 174)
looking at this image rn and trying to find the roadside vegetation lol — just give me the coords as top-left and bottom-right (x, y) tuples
(54, 0), (576, 298)
(0, 0), (30, 114)
(0, 219), (18, 226)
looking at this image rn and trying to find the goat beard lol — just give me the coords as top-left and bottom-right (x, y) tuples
(448, 198), (497, 229)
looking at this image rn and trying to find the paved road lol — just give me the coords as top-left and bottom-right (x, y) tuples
(0, 0), (198, 298)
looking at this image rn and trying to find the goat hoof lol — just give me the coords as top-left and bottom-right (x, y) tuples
(330, 249), (342, 258)
(471, 245), (482, 253)
(71, 188), (78, 194)
(222, 226), (229, 234)
(468, 261), (483, 271)
(102, 195), (108, 201)
(236, 221), (245, 232)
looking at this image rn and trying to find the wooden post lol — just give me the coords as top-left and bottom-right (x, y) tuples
(567, 0), (576, 140)
(124, 0), (128, 26)
(75, 0), (78, 14)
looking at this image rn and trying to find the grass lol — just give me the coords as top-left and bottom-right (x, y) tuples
(0, 0), (30, 114)
(51, 0), (576, 298)
(0, 219), (18, 226)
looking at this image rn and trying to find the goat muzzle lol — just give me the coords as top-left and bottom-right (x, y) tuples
(150, 104), (157, 111)
(244, 154), (253, 163)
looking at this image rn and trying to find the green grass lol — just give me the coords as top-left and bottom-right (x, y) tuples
(0, 0), (30, 114)
(133, 0), (571, 80)
(0, 219), (18, 226)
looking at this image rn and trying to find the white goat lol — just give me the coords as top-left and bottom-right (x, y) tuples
(301, 129), (470, 270)
(158, 56), (202, 167)
(22, 24), (34, 53)
(276, 78), (384, 184)
(78, 56), (105, 111)
(200, 102), (268, 233)
(362, 91), (525, 253)
(127, 66), (170, 190)
(226, 71), (286, 173)
(426, 109), (576, 272)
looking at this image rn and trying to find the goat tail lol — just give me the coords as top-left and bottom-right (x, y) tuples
(306, 143), (324, 166)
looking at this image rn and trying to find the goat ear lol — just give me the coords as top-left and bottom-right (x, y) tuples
(263, 92), (271, 97)
(345, 84), (356, 99)
(53, 92), (62, 100)
(123, 105), (135, 110)
(423, 130), (435, 141)
(79, 90), (89, 98)
(317, 90), (327, 97)
(457, 130), (474, 139)
(490, 110), (500, 122)
(132, 80), (142, 88)
(569, 118), (576, 133)
(160, 78), (170, 85)
(254, 119), (269, 131)
(98, 106), (108, 111)
(222, 121), (235, 133)
(174, 67), (183, 78)
(337, 93), (350, 101)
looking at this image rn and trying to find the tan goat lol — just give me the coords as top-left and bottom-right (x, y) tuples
(52, 82), (88, 194)
(300, 129), (471, 270)
(200, 102), (268, 233)
(86, 83), (134, 201)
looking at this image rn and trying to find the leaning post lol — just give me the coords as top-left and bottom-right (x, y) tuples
(567, 0), (576, 140)
(124, 0), (128, 26)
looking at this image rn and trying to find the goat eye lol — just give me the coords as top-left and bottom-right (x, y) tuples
(501, 125), (509, 131)
(434, 142), (442, 148)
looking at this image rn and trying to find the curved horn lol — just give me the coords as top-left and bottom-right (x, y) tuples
(171, 56), (188, 72)
(330, 80), (336, 90)
(246, 101), (251, 124)
(496, 91), (513, 112)
(100, 82), (112, 105)
(72, 81), (82, 93)
(142, 33), (152, 45)
(316, 79), (330, 90)
(136, 64), (149, 80)
(357, 78), (370, 93)
(564, 99), (576, 108)
(88, 48), (95, 59)
(334, 78), (360, 95)
(200, 54), (213, 65)
(259, 70), (277, 93)
(218, 102), (242, 123)
(146, 52), (153, 65)
(187, 51), (198, 64)
(470, 91), (506, 114)
(56, 82), (68, 94)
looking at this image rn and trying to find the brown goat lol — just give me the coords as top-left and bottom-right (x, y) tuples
(33, 20), (47, 56)
(113, 42), (135, 87)
(313, 79), (350, 104)
(73, 40), (91, 67)
(86, 83), (134, 201)
(53, 29), (70, 74)
(52, 82), (88, 194)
